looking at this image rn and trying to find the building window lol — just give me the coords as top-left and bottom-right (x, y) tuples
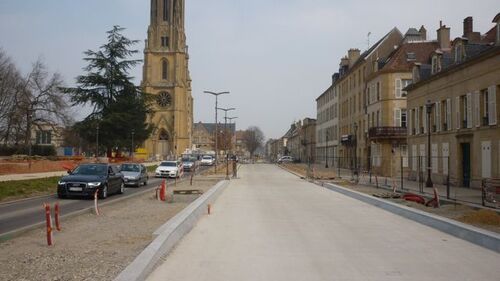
(36, 131), (52, 145)
(163, 0), (169, 22)
(377, 82), (380, 101)
(161, 36), (169, 47)
(162, 59), (168, 80)
(401, 109), (407, 128)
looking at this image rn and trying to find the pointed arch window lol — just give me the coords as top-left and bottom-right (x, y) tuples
(163, 0), (169, 22)
(162, 59), (168, 80)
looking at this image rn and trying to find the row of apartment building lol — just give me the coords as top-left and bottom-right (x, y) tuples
(269, 13), (500, 189)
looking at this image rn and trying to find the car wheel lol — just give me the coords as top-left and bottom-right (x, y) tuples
(100, 185), (108, 199)
(118, 182), (125, 194)
(57, 193), (66, 199)
(144, 178), (148, 186)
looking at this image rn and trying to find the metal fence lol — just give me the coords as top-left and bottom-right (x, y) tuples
(304, 155), (498, 208)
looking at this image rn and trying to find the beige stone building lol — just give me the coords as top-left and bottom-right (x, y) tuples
(192, 122), (236, 153)
(366, 37), (437, 177)
(141, 0), (193, 159)
(316, 76), (339, 166)
(287, 118), (316, 163)
(335, 28), (403, 170)
(407, 15), (500, 188)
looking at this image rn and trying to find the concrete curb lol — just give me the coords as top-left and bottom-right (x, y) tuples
(322, 182), (500, 253)
(114, 180), (230, 281)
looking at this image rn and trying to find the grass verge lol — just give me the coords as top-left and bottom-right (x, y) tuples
(147, 165), (158, 173)
(0, 177), (59, 202)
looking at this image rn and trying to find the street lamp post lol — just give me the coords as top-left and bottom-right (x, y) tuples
(131, 129), (135, 159)
(205, 91), (230, 173)
(218, 107), (236, 180)
(325, 130), (329, 168)
(425, 100), (434, 187)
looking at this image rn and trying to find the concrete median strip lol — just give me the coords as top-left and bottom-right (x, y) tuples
(114, 180), (230, 281)
(322, 182), (500, 253)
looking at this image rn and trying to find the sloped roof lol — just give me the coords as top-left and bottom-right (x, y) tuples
(380, 41), (439, 72)
(194, 122), (236, 135)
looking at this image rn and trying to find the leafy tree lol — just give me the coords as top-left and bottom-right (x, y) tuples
(242, 126), (265, 158)
(63, 26), (153, 156)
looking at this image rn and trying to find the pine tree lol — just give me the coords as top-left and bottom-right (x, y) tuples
(63, 26), (153, 157)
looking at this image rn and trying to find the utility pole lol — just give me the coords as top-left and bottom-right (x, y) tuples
(218, 107), (236, 180)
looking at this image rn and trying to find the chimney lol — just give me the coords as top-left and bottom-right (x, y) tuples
(437, 21), (451, 50)
(419, 25), (427, 40)
(463, 16), (473, 37)
(347, 49), (361, 67)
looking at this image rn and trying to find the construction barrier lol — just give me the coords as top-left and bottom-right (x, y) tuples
(94, 189), (101, 215)
(54, 202), (61, 231)
(43, 203), (53, 246)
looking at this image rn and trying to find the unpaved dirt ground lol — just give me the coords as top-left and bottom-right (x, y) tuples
(280, 164), (500, 234)
(0, 177), (222, 281)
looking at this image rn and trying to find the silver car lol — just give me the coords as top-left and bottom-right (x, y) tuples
(120, 163), (148, 187)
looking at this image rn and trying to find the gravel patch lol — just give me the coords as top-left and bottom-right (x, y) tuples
(0, 178), (221, 281)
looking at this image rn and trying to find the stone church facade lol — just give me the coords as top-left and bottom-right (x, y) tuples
(142, 0), (193, 159)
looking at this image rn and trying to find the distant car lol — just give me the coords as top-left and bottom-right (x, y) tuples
(120, 163), (148, 187)
(230, 155), (239, 162)
(155, 160), (182, 178)
(182, 157), (197, 171)
(277, 156), (293, 164)
(200, 155), (215, 166)
(57, 163), (124, 199)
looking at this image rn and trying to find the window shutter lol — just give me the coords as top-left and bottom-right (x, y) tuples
(446, 98), (451, 130)
(408, 109), (412, 135)
(395, 79), (402, 98)
(467, 93), (472, 128)
(474, 91), (480, 127)
(423, 106), (427, 133)
(456, 96), (461, 129)
(394, 108), (401, 126)
(416, 107), (419, 134)
(436, 102), (441, 132)
(488, 85), (497, 125)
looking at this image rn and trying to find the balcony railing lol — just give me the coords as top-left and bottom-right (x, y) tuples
(368, 126), (407, 139)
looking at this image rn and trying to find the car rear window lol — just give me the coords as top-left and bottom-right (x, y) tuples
(160, 162), (177, 167)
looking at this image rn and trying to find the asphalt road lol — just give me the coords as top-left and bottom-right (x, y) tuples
(147, 164), (500, 281)
(0, 166), (211, 237)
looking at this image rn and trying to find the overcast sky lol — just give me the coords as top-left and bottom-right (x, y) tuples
(0, 0), (498, 139)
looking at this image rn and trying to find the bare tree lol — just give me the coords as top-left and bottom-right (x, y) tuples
(19, 59), (71, 146)
(0, 51), (70, 149)
(0, 50), (24, 145)
(242, 126), (265, 158)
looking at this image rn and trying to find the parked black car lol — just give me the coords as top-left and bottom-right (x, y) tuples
(57, 163), (124, 199)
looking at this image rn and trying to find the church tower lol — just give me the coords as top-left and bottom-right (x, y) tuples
(142, 0), (193, 159)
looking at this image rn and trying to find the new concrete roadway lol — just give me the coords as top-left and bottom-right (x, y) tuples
(147, 164), (500, 281)
(0, 167), (210, 238)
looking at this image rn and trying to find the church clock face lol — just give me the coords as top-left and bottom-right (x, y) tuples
(156, 92), (172, 107)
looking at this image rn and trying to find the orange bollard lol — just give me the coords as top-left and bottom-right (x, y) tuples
(207, 204), (211, 215)
(160, 179), (166, 201)
(44, 204), (53, 246)
(54, 202), (61, 231)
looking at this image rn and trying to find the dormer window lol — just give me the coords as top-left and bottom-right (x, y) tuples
(406, 52), (416, 61)
(454, 44), (463, 63)
(431, 55), (441, 74)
